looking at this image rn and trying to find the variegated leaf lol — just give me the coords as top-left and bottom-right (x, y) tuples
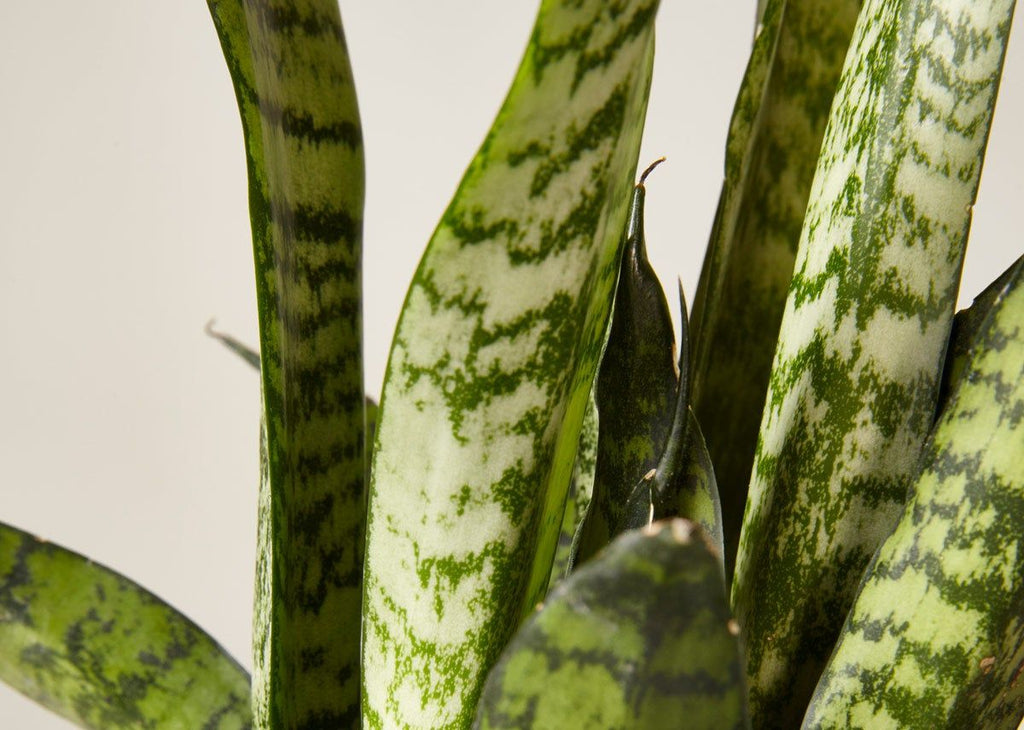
(803, 260), (1024, 729)
(575, 166), (680, 565)
(731, 0), (1018, 725)
(207, 1), (366, 726)
(0, 523), (250, 729)
(361, 1), (659, 726)
(689, 0), (862, 581)
(474, 519), (749, 730)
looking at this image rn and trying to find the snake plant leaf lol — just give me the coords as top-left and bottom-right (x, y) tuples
(803, 260), (1024, 729)
(205, 320), (260, 370)
(731, 0), (1018, 725)
(575, 167), (680, 566)
(207, 1), (366, 727)
(688, 0), (862, 581)
(361, 1), (659, 725)
(0, 522), (251, 729)
(474, 519), (748, 730)
(548, 387), (598, 588)
(937, 255), (1024, 413)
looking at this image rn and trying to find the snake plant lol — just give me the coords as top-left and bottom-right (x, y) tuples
(2, 0), (1022, 728)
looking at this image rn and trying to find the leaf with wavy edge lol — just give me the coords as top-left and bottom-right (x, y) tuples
(731, 1), (1018, 725)
(689, 0), (862, 582)
(361, 1), (659, 726)
(474, 519), (749, 730)
(0, 522), (250, 729)
(803, 260), (1024, 729)
(207, 0), (366, 726)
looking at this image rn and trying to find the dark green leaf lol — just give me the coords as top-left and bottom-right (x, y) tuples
(207, 0), (366, 726)
(474, 519), (749, 730)
(205, 320), (260, 370)
(0, 523), (251, 729)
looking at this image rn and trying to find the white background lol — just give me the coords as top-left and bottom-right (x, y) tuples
(1, 3), (1021, 727)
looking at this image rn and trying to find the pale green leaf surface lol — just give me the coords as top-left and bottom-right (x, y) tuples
(207, 1), (366, 727)
(361, 2), (659, 726)
(732, 1), (1018, 725)
(803, 261), (1024, 729)
(0, 523), (251, 729)
(689, 0), (862, 581)
(474, 519), (749, 730)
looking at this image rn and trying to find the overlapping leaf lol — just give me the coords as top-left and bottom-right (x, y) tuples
(207, 0), (366, 726)
(804, 261), (1024, 729)
(688, 0), (862, 580)
(475, 520), (748, 730)
(731, 0), (1018, 725)
(0, 523), (250, 729)
(361, 2), (659, 726)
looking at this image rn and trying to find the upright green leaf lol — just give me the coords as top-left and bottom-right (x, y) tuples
(731, 1), (1017, 725)
(804, 261), (1024, 729)
(361, 2), (659, 726)
(207, 1), (366, 727)
(474, 519), (748, 730)
(575, 166), (680, 565)
(688, 0), (862, 580)
(0, 523), (250, 729)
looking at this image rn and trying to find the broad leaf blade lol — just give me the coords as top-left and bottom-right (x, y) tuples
(474, 519), (749, 730)
(803, 261), (1024, 729)
(0, 523), (250, 729)
(361, 2), (659, 726)
(732, 0), (1018, 725)
(689, 0), (862, 581)
(207, 1), (366, 727)
(575, 178), (679, 565)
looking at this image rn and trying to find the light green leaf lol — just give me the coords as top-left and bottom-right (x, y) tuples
(207, 1), (366, 727)
(0, 522), (250, 729)
(474, 519), (749, 730)
(937, 255), (1023, 413)
(689, 0), (862, 582)
(361, 1), (659, 726)
(575, 166), (680, 565)
(731, 0), (1018, 725)
(803, 260), (1024, 729)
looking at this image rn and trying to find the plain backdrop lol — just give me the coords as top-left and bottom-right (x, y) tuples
(1, 3), (1021, 727)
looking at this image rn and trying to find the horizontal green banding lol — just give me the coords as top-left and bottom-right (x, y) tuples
(475, 520), (749, 730)
(207, 0), (366, 727)
(0, 523), (251, 729)
(689, 0), (862, 582)
(361, 1), (658, 727)
(803, 261), (1024, 729)
(575, 183), (679, 565)
(731, 0), (1017, 726)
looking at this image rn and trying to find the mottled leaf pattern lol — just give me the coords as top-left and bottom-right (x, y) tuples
(689, 0), (862, 581)
(474, 519), (749, 730)
(361, 1), (659, 726)
(207, 0), (366, 727)
(937, 255), (1023, 412)
(575, 174), (680, 565)
(803, 261), (1024, 729)
(0, 523), (251, 729)
(731, 0), (1018, 725)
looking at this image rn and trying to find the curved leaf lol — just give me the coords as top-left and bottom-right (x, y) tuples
(207, 0), (366, 726)
(474, 519), (748, 730)
(0, 523), (250, 729)
(732, 0), (1018, 725)
(803, 260), (1024, 729)
(361, 1), (659, 726)
(689, 0), (862, 581)
(205, 321), (260, 370)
